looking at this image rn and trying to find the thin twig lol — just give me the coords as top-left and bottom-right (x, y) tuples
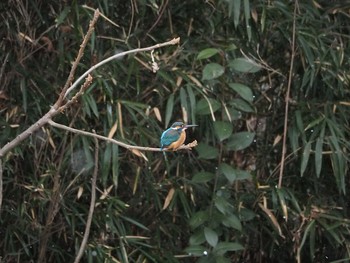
(240, 49), (284, 77)
(58, 74), (94, 112)
(48, 120), (197, 152)
(143, 0), (169, 39)
(64, 37), (180, 98)
(278, 1), (298, 188)
(74, 132), (99, 263)
(56, 9), (100, 106)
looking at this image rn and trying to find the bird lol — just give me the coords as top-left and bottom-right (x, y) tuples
(160, 121), (197, 151)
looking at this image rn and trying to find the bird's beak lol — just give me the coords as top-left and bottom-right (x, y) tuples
(184, 124), (198, 129)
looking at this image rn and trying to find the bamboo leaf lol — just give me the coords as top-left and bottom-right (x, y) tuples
(222, 214), (242, 231)
(189, 211), (210, 229)
(204, 227), (218, 247)
(229, 83), (254, 102)
(196, 98), (221, 115)
(229, 58), (261, 73)
(189, 229), (206, 245)
(230, 98), (254, 112)
(232, 0), (241, 27)
(214, 121), (233, 141)
(180, 87), (188, 121)
(276, 188), (288, 221)
(219, 163), (236, 183)
(192, 171), (215, 183)
(235, 169), (252, 180)
(197, 48), (220, 60)
(315, 137), (323, 177)
(184, 245), (206, 257)
(165, 93), (174, 128)
(202, 63), (225, 80)
(227, 132), (255, 151)
(186, 85), (196, 124)
(243, 0), (251, 40)
(55, 6), (71, 26)
(304, 116), (324, 131)
(112, 144), (119, 189)
(300, 141), (311, 177)
(213, 242), (244, 255)
(196, 143), (219, 159)
(214, 196), (231, 214)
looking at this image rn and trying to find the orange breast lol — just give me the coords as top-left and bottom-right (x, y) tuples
(167, 131), (186, 150)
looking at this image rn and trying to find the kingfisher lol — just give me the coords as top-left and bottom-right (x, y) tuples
(160, 122), (197, 151)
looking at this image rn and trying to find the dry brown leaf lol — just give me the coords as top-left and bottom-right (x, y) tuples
(258, 203), (285, 239)
(182, 106), (188, 124)
(273, 134), (282, 147)
(131, 149), (148, 161)
(40, 36), (54, 52)
(108, 121), (118, 139)
(176, 76), (183, 87)
(162, 188), (175, 210)
(153, 107), (162, 122)
(77, 186), (84, 199)
(100, 185), (114, 200)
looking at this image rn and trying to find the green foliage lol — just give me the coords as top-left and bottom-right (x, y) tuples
(1, 0), (350, 262)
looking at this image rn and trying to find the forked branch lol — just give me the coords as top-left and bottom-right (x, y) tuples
(0, 8), (180, 210)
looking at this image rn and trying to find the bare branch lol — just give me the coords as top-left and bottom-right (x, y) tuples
(58, 74), (94, 112)
(0, 108), (57, 158)
(0, 38), (180, 159)
(48, 120), (197, 152)
(64, 37), (180, 98)
(74, 132), (99, 263)
(56, 9), (100, 107)
(0, 9), (180, 211)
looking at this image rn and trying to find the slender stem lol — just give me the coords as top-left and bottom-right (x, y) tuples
(278, 1), (298, 188)
(74, 133), (99, 263)
(48, 120), (197, 152)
